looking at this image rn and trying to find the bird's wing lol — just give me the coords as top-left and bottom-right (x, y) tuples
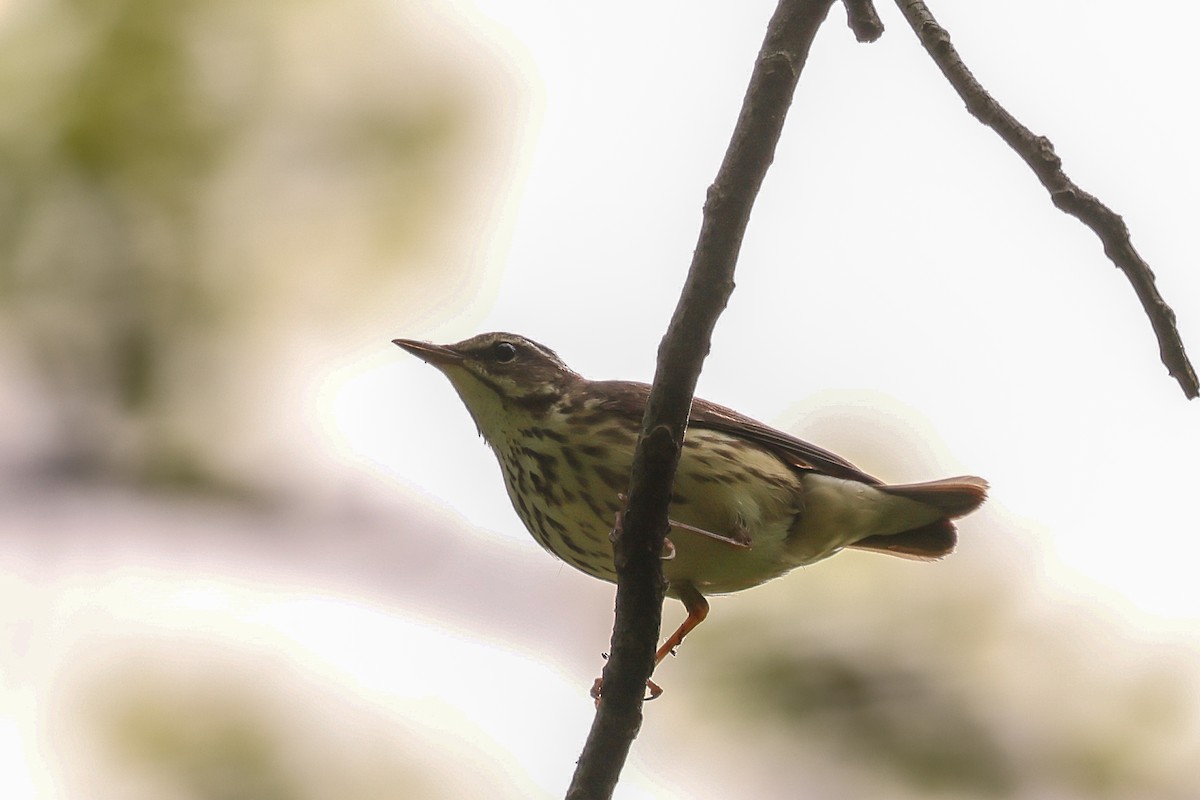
(687, 396), (883, 484)
(590, 380), (880, 484)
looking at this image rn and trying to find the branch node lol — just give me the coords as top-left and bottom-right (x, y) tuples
(759, 49), (799, 81)
(704, 184), (727, 214)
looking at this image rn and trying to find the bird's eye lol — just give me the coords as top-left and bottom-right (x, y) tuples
(493, 342), (518, 363)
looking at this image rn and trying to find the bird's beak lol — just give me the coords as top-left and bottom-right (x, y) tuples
(392, 338), (466, 368)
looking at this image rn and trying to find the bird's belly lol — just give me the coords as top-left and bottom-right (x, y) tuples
(660, 521), (795, 595)
(663, 431), (803, 593)
(496, 426), (808, 594)
(499, 458), (623, 583)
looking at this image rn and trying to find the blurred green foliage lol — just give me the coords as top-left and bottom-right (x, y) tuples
(687, 550), (1200, 800)
(0, 0), (496, 487)
(736, 651), (1017, 795)
(84, 666), (446, 800)
(107, 687), (302, 800)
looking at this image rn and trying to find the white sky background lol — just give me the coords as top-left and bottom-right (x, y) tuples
(353, 0), (1200, 626)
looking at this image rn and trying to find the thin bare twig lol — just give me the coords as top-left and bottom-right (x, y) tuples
(843, 0), (884, 42)
(895, 0), (1198, 399)
(563, 1), (838, 798)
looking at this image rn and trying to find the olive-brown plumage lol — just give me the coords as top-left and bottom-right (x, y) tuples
(395, 332), (987, 696)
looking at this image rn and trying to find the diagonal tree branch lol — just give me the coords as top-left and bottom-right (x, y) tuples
(894, 0), (1198, 400)
(563, 1), (838, 798)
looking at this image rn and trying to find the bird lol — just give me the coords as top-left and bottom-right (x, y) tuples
(393, 331), (987, 698)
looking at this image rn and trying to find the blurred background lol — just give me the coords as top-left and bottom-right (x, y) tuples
(1, 0), (1198, 797)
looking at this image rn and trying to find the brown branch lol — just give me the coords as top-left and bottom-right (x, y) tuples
(895, 0), (1198, 400)
(563, 1), (838, 798)
(843, 0), (884, 42)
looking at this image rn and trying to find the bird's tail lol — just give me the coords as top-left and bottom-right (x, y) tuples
(878, 475), (989, 517)
(847, 475), (988, 560)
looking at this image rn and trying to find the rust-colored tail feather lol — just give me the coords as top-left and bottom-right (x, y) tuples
(878, 475), (989, 518)
(849, 476), (988, 560)
(849, 520), (959, 560)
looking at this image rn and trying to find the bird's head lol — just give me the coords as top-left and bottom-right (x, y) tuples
(393, 332), (580, 440)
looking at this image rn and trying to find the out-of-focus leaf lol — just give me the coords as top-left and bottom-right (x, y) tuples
(0, 0), (506, 488)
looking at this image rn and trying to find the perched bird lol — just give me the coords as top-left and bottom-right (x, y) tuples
(394, 332), (987, 698)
